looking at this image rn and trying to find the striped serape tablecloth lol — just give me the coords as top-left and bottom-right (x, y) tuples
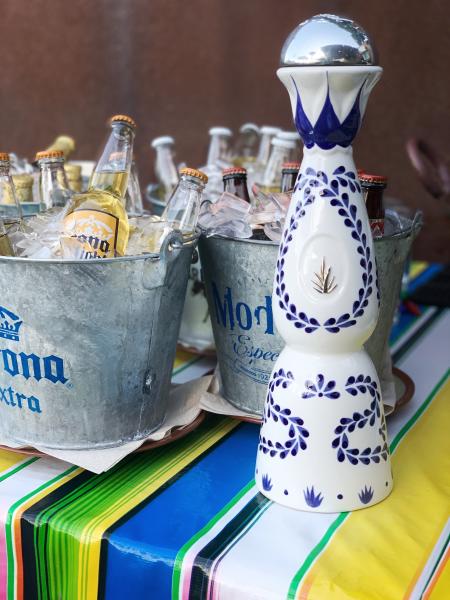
(0, 262), (448, 600)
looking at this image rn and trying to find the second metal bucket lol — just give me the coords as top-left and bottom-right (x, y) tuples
(0, 231), (195, 449)
(199, 211), (421, 415)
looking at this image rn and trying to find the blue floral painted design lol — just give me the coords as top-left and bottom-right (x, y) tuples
(332, 375), (389, 465)
(302, 374), (340, 399)
(293, 77), (365, 150)
(303, 486), (324, 508)
(259, 369), (309, 459)
(261, 473), (273, 492)
(358, 485), (374, 504)
(275, 166), (376, 334)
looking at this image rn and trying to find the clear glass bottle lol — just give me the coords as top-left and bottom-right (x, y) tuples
(206, 127), (232, 167)
(260, 137), (297, 192)
(256, 126), (281, 167)
(0, 152), (23, 232)
(277, 131), (301, 161)
(151, 136), (179, 202)
(62, 114), (136, 259)
(125, 158), (144, 215)
(36, 150), (72, 210)
(162, 167), (208, 234)
(233, 123), (260, 166)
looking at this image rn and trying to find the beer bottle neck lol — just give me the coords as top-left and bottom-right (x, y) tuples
(223, 176), (251, 203)
(89, 122), (135, 199)
(39, 160), (71, 209)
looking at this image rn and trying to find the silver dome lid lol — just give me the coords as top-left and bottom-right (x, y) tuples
(280, 14), (377, 67)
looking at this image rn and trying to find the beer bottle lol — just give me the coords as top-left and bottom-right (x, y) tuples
(151, 136), (179, 202)
(233, 123), (260, 165)
(0, 153), (23, 231)
(63, 114), (136, 259)
(277, 131), (301, 160)
(260, 136), (297, 193)
(44, 135), (76, 160)
(256, 126), (281, 167)
(222, 167), (251, 203)
(222, 167), (269, 240)
(36, 150), (72, 210)
(359, 172), (387, 238)
(162, 167), (208, 234)
(280, 162), (300, 193)
(206, 127), (232, 167)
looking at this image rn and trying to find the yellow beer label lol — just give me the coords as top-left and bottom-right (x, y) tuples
(63, 209), (119, 259)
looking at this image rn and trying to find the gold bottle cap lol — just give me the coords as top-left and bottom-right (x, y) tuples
(110, 114), (136, 129)
(35, 150), (64, 161)
(0, 152), (10, 162)
(180, 167), (208, 184)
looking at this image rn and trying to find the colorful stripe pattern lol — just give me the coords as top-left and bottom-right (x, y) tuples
(0, 264), (448, 600)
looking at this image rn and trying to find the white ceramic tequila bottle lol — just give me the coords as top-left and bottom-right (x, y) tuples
(256, 14), (393, 512)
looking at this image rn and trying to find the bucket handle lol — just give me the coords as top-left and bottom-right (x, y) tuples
(142, 230), (184, 290)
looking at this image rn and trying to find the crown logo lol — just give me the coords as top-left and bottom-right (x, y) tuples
(293, 77), (365, 150)
(0, 306), (23, 342)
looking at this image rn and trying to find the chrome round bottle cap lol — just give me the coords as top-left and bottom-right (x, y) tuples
(280, 14), (377, 67)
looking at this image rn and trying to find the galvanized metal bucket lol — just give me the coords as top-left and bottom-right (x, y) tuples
(0, 230), (195, 449)
(199, 211), (421, 415)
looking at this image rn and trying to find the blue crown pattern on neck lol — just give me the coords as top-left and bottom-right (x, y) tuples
(293, 76), (365, 150)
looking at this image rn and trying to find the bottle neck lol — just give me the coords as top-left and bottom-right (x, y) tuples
(223, 176), (251, 203)
(280, 170), (298, 193)
(207, 135), (229, 165)
(257, 134), (273, 164)
(89, 122), (135, 198)
(362, 185), (385, 219)
(39, 160), (71, 209)
(155, 145), (179, 188)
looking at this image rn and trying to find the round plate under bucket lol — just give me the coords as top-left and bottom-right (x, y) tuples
(237, 367), (415, 424)
(0, 411), (205, 457)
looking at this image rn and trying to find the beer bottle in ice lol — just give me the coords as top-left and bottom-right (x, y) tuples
(0, 152), (23, 233)
(162, 167), (208, 235)
(63, 114), (136, 258)
(222, 167), (251, 203)
(280, 162), (300, 193)
(222, 166), (268, 240)
(36, 150), (72, 210)
(360, 172), (387, 238)
(260, 136), (297, 193)
(151, 136), (179, 202)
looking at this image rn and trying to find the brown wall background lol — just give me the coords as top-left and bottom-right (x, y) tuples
(0, 0), (448, 260)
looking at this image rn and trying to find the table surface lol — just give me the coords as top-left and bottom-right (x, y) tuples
(0, 262), (448, 600)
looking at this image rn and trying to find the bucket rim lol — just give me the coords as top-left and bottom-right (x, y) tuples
(1, 230), (199, 265)
(200, 231), (279, 246)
